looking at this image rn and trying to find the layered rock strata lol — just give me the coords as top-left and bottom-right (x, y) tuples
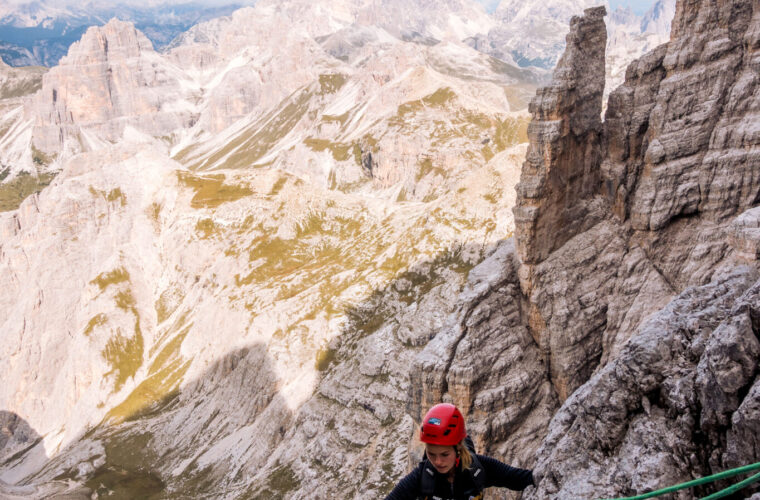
(512, 6), (607, 265)
(510, 0), (760, 497)
(513, 0), (760, 404)
(513, 5), (610, 400)
(410, 1), (760, 498)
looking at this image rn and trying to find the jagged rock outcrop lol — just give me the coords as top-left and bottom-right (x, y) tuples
(506, 0), (760, 497)
(410, 241), (558, 470)
(27, 19), (195, 156)
(529, 266), (760, 498)
(411, 2), (759, 498)
(605, 0), (759, 230)
(511, 0), (760, 404)
(513, 6), (607, 265)
(512, 5), (610, 400)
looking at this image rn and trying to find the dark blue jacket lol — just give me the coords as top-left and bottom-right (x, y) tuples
(383, 453), (534, 500)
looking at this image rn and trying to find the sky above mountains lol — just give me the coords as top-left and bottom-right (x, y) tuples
(608, 0), (657, 14)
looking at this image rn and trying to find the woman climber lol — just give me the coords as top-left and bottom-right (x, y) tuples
(384, 403), (536, 500)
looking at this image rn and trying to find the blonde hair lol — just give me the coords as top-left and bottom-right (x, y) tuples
(455, 439), (473, 470)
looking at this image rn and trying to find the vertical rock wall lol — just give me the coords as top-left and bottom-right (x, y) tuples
(513, 6), (614, 401)
(513, 0), (760, 403)
(513, 6), (607, 265)
(606, 0), (759, 231)
(509, 0), (760, 497)
(413, 1), (760, 498)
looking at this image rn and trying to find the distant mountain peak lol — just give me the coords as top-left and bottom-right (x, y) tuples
(62, 18), (154, 65)
(0, 1), (243, 66)
(641, 0), (676, 35)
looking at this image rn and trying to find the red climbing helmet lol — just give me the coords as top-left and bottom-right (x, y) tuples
(420, 403), (466, 446)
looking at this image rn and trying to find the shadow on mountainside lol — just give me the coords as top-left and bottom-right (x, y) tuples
(1, 239), (509, 499)
(1, 411), (44, 477)
(278, 239), (513, 497)
(3, 343), (292, 499)
(0, 411), (93, 499)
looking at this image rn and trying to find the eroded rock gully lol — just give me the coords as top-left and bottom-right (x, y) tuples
(411, 1), (760, 497)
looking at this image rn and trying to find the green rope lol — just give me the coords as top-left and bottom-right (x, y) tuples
(604, 462), (760, 500)
(700, 471), (760, 500)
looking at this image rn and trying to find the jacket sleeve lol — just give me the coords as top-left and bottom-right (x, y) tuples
(383, 465), (422, 500)
(477, 454), (534, 491)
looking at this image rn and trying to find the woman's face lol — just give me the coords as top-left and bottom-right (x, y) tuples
(426, 444), (457, 474)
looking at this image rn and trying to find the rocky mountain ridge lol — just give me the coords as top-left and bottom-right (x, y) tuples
(1, 0), (757, 499)
(1, 0), (675, 102)
(0, 2), (535, 498)
(12, 6), (538, 204)
(511, 1), (760, 497)
(0, 1), (246, 67)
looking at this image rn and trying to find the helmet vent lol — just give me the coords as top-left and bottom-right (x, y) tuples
(419, 403), (466, 446)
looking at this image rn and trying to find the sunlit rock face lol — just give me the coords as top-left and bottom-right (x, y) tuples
(510, 6), (609, 400)
(0, 1), (538, 498)
(2, 0), (757, 499)
(0, 137), (530, 498)
(27, 19), (195, 157)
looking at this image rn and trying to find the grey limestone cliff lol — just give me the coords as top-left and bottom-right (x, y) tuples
(410, 1), (760, 498)
(513, 0), (760, 497)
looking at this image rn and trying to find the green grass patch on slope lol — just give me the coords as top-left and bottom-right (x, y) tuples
(31, 145), (55, 166)
(494, 115), (530, 150)
(90, 269), (146, 394)
(105, 307), (192, 423)
(397, 87), (457, 117)
(0, 171), (57, 212)
(236, 237), (307, 286)
(177, 171), (253, 209)
(91, 268), (130, 292)
(318, 73), (347, 95)
(103, 317), (144, 393)
(89, 186), (127, 206)
(303, 138), (354, 162)
(83, 432), (164, 499)
(195, 218), (217, 239)
(154, 288), (186, 326)
(84, 314), (108, 337)
(321, 111), (350, 126)
(269, 176), (288, 196)
(251, 464), (300, 499)
(315, 345), (337, 371)
(106, 353), (190, 424)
